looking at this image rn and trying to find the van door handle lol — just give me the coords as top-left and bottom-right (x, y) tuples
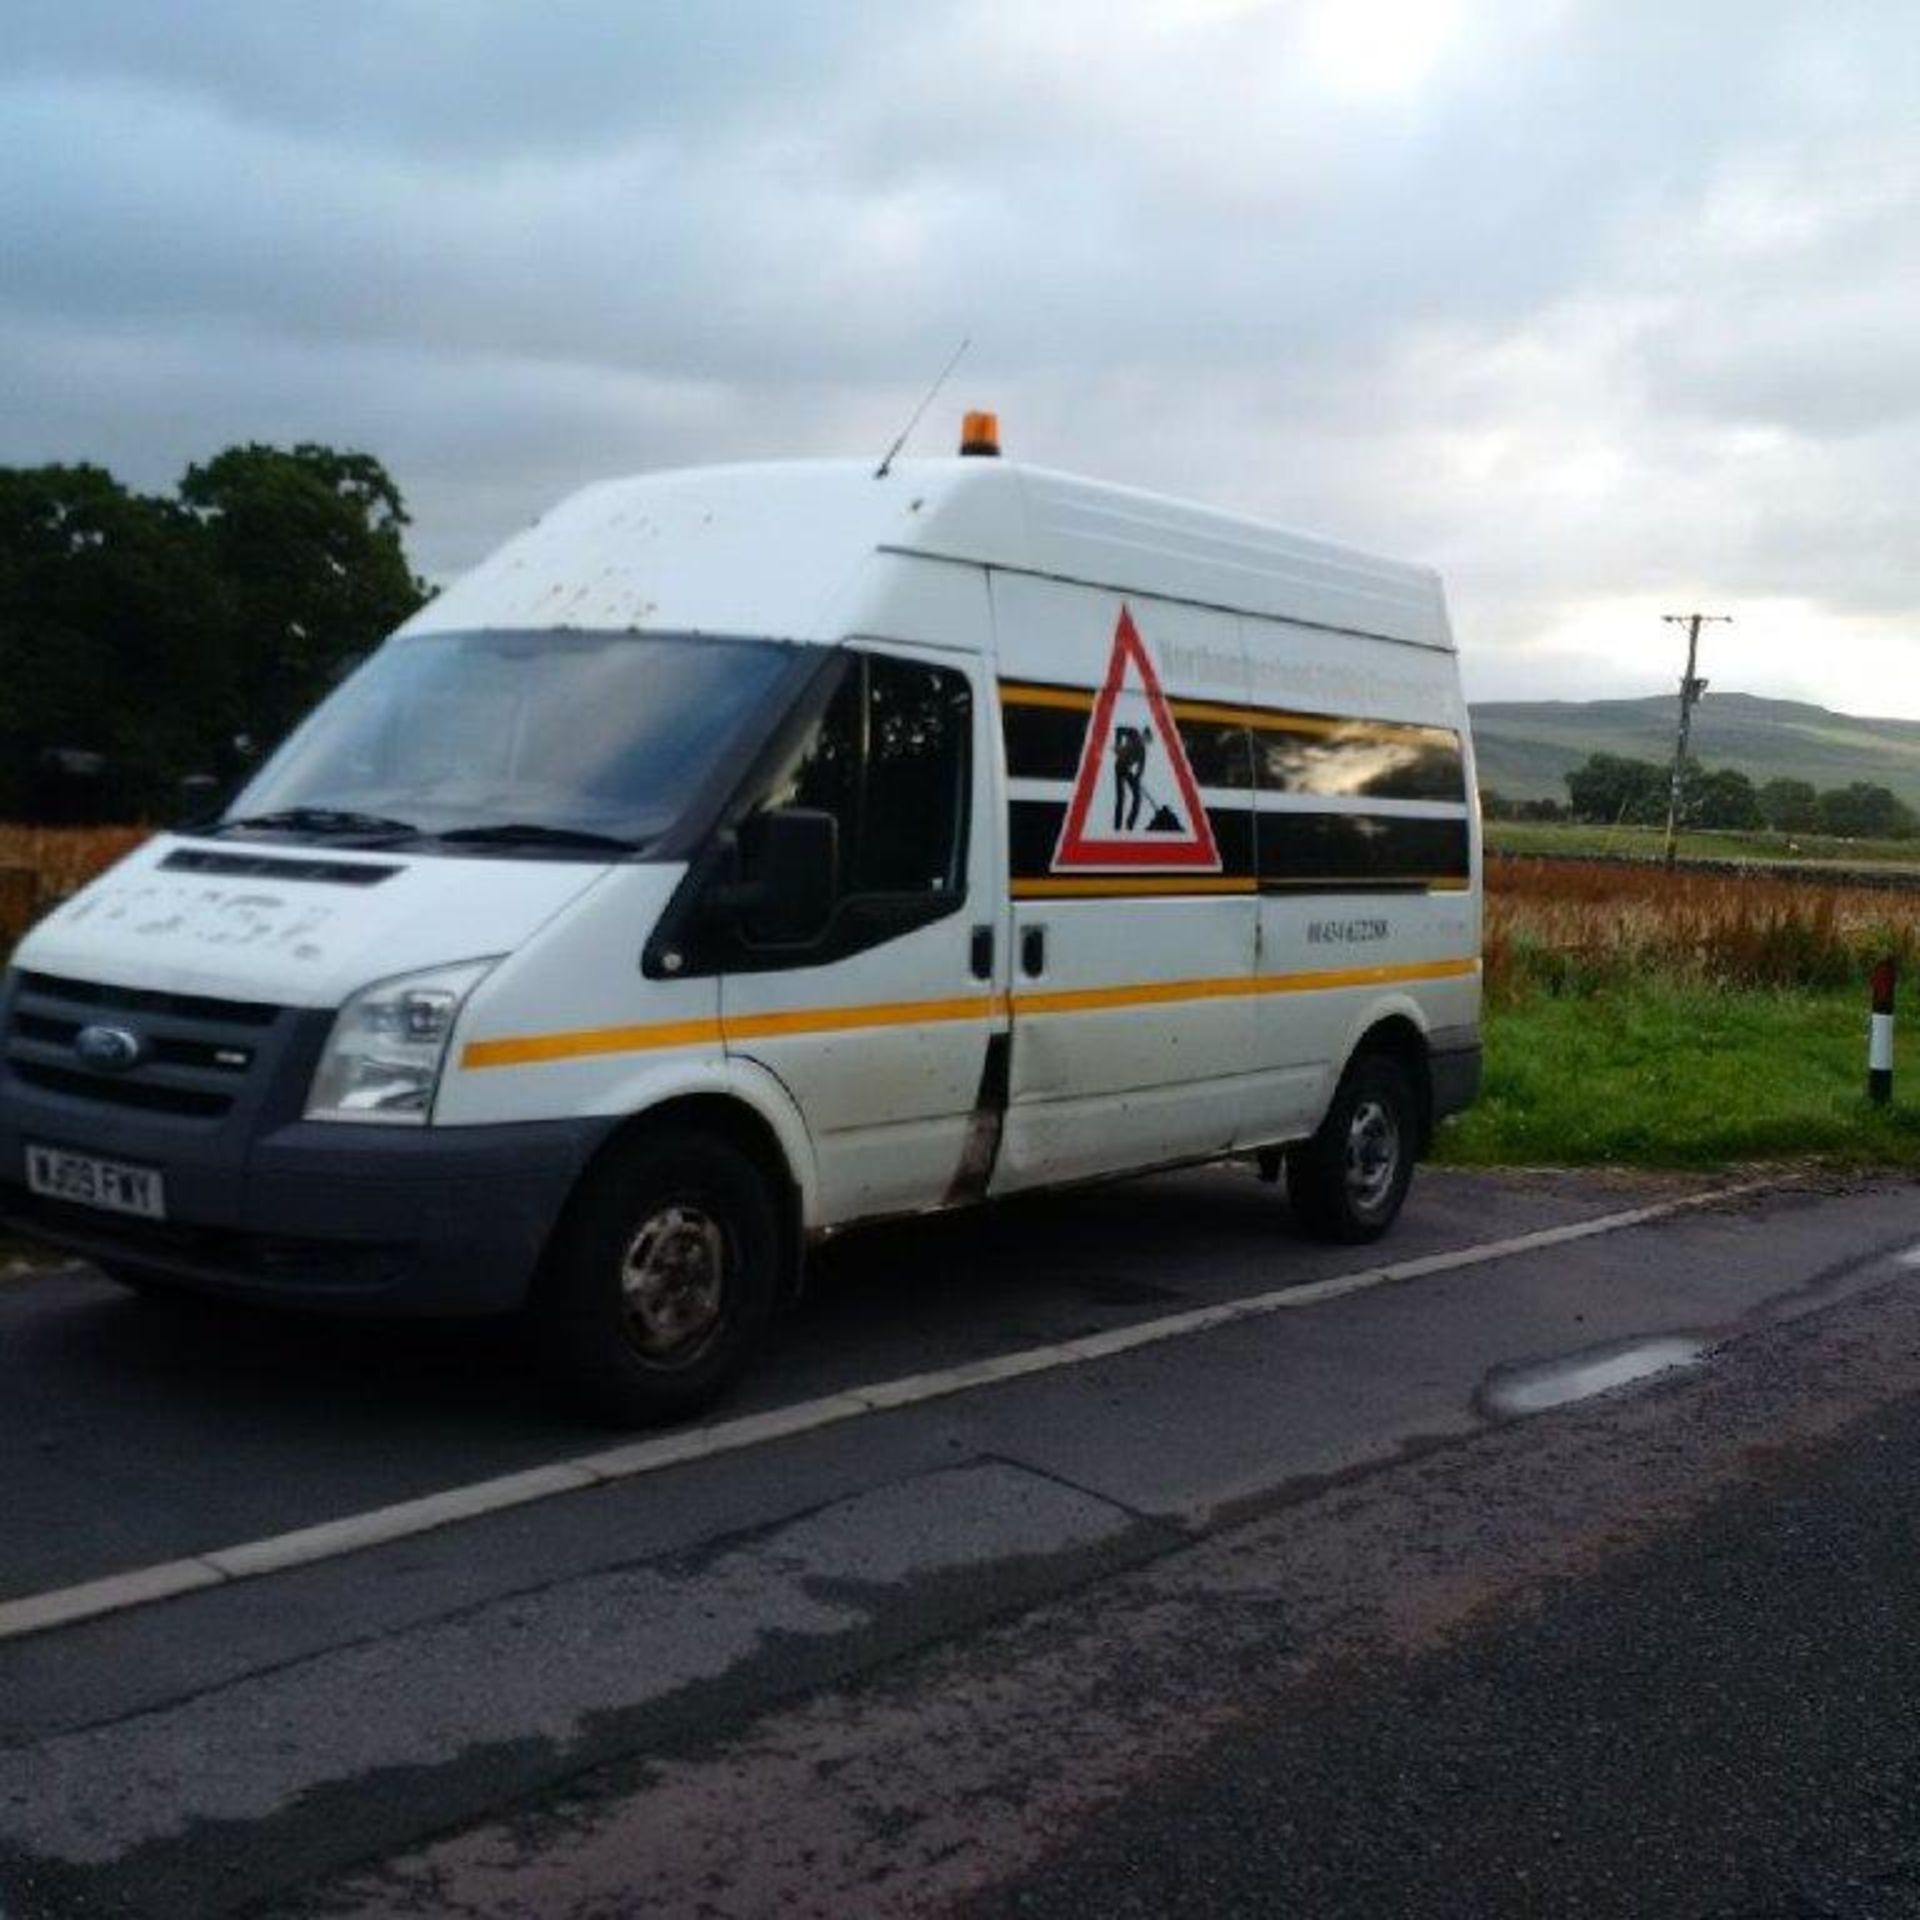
(969, 924), (994, 980)
(1020, 925), (1046, 978)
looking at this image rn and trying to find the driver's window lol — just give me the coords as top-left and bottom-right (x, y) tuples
(765, 653), (970, 904)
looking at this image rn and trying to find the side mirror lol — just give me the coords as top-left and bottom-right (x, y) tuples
(717, 807), (839, 947)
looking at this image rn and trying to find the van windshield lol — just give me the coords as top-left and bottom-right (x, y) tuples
(216, 629), (797, 854)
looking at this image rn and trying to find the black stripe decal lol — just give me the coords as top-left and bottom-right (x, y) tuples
(1006, 799), (1467, 892)
(1000, 683), (1466, 804)
(1255, 813), (1470, 888)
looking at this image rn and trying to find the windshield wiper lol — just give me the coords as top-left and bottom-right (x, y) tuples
(213, 807), (421, 840)
(434, 823), (639, 852)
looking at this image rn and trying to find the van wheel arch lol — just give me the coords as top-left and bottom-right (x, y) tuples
(1348, 1016), (1434, 1156)
(1282, 1018), (1434, 1246)
(531, 1097), (804, 1425)
(565, 1096), (805, 1302)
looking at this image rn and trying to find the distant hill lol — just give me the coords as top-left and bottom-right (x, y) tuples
(1470, 693), (1920, 812)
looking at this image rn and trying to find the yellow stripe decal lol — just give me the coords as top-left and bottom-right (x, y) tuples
(1016, 875), (1469, 899)
(461, 962), (1478, 1071)
(1014, 976), (1248, 1016)
(1254, 874), (1472, 892)
(463, 1017), (725, 1070)
(1013, 876), (1259, 899)
(725, 994), (1003, 1041)
(461, 993), (1002, 1071)
(999, 683), (1094, 712)
(1250, 956), (1481, 997)
(1012, 957), (1478, 1020)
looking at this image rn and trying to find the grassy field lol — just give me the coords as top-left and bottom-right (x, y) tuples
(1436, 984), (1920, 1170)
(1450, 856), (1920, 1170)
(1485, 818), (1920, 870)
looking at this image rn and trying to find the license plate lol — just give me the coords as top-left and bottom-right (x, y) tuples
(25, 1145), (167, 1221)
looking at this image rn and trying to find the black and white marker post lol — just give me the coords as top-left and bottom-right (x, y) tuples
(1869, 958), (1896, 1105)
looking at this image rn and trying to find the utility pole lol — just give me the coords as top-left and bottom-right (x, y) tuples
(1660, 612), (1731, 871)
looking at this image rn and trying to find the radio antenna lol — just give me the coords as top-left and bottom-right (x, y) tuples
(874, 336), (971, 479)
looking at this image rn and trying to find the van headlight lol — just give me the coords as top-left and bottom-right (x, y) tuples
(305, 959), (500, 1125)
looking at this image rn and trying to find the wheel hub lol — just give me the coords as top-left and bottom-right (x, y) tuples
(619, 1204), (726, 1362)
(1343, 1097), (1401, 1216)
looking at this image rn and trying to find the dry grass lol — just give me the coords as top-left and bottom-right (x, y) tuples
(1486, 855), (1920, 1003)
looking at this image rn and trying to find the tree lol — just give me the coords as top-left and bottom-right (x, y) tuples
(0, 444), (428, 820)
(180, 444), (427, 759)
(1758, 778), (1819, 833)
(1692, 767), (1763, 831)
(1564, 752), (1668, 825)
(1816, 782), (1917, 840)
(0, 464), (219, 817)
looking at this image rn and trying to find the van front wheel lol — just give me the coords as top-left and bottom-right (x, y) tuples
(1287, 1054), (1416, 1244)
(537, 1131), (778, 1426)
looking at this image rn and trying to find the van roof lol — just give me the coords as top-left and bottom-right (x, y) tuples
(403, 459), (1452, 653)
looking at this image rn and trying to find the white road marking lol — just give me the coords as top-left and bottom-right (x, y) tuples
(0, 1183), (1763, 1643)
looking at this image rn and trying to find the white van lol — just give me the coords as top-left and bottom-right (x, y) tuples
(0, 422), (1481, 1421)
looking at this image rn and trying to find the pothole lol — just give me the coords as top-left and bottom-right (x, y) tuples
(1481, 1336), (1707, 1419)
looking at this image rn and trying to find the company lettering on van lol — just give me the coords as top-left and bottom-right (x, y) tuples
(1154, 641), (1241, 689)
(1307, 917), (1390, 946)
(1159, 642), (1396, 712)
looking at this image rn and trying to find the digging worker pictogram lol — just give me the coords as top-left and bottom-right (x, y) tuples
(1112, 723), (1152, 831)
(1051, 604), (1221, 872)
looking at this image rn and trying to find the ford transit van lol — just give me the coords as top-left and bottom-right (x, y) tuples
(0, 422), (1481, 1421)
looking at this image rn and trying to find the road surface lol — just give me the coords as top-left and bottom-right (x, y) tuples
(1, 1163), (1916, 1917)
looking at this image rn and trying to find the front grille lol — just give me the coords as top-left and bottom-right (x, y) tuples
(10, 1062), (232, 1118)
(15, 971), (279, 1027)
(4, 971), (292, 1121)
(12, 1010), (253, 1073)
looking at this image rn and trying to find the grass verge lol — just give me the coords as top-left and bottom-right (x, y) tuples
(1436, 983), (1920, 1170)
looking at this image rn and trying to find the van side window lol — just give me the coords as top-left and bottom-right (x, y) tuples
(777, 654), (970, 900)
(676, 650), (972, 973)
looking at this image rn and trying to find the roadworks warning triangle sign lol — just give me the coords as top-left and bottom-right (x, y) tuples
(1052, 607), (1222, 872)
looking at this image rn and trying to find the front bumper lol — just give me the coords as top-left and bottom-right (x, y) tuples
(1, 1117), (610, 1315)
(0, 968), (609, 1315)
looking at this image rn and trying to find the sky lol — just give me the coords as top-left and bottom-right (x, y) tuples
(4, 0), (1918, 716)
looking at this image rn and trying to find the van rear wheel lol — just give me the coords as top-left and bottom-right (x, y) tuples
(1287, 1053), (1416, 1244)
(536, 1130), (778, 1426)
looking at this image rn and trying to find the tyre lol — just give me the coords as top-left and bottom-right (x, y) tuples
(535, 1130), (780, 1426)
(1286, 1053), (1417, 1244)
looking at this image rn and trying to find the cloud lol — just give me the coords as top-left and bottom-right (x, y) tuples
(5, 0), (848, 160)
(2, 0), (1918, 709)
